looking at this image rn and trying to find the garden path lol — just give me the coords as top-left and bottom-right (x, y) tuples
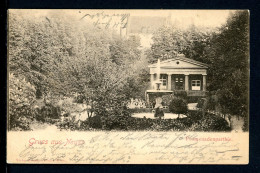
(132, 113), (186, 119)
(187, 103), (198, 110)
(30, 120), (59, 131)
(227, 116), (244, 132)
(132, 103), (197, 119)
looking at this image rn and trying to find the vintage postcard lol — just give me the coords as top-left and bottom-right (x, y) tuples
(7, 9), (249, 164)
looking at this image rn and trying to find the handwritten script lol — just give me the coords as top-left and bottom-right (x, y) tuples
(7, 131), (248, 164)
(80, 11), (130, 29)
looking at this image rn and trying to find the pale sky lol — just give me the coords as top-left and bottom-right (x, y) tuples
(10, 9), (235, 29)
(128, 10), (233, 28)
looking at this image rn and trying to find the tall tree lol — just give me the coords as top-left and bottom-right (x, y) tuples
(207, 10), (249, 119)
(146, 25), (212, 64)
(9, 11), (149, 120)
(146, 26), (188, 63)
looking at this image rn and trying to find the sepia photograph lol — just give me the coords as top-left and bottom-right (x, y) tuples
(7, 9), (249, 164)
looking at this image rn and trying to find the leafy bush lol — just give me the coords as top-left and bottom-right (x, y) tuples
(149, 118), (190, 131)
(89, 115), (103, 129)
(74, 94), (86, 103)
(102, 115), (131, 130)
(186, 96), (202, 103)
(10, 111), (32, 131)
(58, 118), (78, 131)
(186, 110), (203, 121)
(61, 98), (79, 114)
(169, 98), (188, 118)
(173, 90), (187, 99)
(196, 98), (206, 109)
(187, 112), (231, 131)
(35, 103), (61, 123)
(9, 74), (36, 130)
(162, 94), (175, 106)
(35, 108), (46, 122)
(57, 110), (230, 132)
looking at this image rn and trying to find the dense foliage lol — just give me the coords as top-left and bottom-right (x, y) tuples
(58, 111), (230, 132)
(8, 10), (248, 131)
(148, 11), (249, 130)
(201, 11), (249, 130)
(169, 98), (188, 118)
(207, 11), (249, 118)
(187, 111), (231, 132)
(146, 25), (213, 64)
(8, 11), (148, 130)
(9, 73), (36, 130)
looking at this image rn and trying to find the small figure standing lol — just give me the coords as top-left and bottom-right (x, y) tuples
(154, 96), (164, 119)
(154, 107), (164, 119)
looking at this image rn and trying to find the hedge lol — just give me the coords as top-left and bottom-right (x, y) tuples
(58, 111), (231, 132)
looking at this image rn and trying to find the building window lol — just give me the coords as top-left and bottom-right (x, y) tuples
(175, 77), (183, 83)
(191, 80), (201, 90)
(160, 75), (167, 89)
(175, 77), (184, 90)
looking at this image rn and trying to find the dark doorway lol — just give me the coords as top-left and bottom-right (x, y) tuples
(174, 75), (184, 90)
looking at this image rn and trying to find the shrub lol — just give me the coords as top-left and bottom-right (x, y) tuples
(89, 115), (103, 129)
(61, 97), (80, 114)
(74, 94), (86, 103)
(187, 113), (231, 132)
(186, 96), (201, 103)
(35, 108), (46, 122)
(169, 98), (188, 118)
(186, 110), (203, 122)
(10, 113), (32, 131)
(9, 74), (36, 130)
(150, 118), (190, 131)
(102, 115), (131, 130)
(162, 94), (175, 106)
(56, 110), (231, 132)
(173, 90), (187, 99)
(35, 103), (61, 123)
(130, 117), (154, 131)
(197, 98), (206, 109)
(205, 95), (218, 111)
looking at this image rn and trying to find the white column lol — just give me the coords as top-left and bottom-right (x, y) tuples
(146, 92), (149, 104)
(203, 75), (207, 91)
(150, 73), (154, 89)
(185, 75), (189, 91)
(167, 73), (172, 90)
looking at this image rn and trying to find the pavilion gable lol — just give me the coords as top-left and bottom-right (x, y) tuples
(148, 57), (208, 69)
